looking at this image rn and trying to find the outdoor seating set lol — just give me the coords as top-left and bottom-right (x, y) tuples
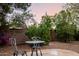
(9, 37), (44, 56)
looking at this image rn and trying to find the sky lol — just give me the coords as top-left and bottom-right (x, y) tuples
(30, 3), (64, 23)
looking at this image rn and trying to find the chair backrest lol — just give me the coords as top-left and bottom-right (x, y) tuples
(31, 36), (41, 41)
(9, 38), (18, 52)
(37, 37), (41, 40)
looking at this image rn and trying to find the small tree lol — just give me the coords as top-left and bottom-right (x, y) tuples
(25, 14), (52, 44)
(39, 14), (52, 44)
(55, 10), (76, 42)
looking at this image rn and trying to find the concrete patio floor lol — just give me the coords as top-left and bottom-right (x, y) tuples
(27, 49), (79, 56)
(0, 41), (79, 56)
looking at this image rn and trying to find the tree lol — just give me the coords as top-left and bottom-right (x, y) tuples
(65, 3), (79, 13)
(64, 3), (79, 30)
(55, 10), (76, 42)
(0, 3), (31, 31)
(9, 11), (34, 29)
(0, 3), (32, 45)
(64, 3), (79, 41)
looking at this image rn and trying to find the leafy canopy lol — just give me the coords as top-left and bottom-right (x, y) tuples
(0, 3), (31, 31)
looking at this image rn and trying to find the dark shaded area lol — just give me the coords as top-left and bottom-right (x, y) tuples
(0, 31), (9, 46)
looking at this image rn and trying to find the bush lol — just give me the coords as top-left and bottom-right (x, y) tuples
(56, 21), (76, 42)
(25, 24), (39, 39)
(25, 15), (52, 44)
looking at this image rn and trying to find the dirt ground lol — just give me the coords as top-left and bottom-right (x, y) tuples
(0, 41), (79, 56)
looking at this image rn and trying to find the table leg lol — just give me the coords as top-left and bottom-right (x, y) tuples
(36, 48), (38, 56)
(31, 48), (34, 56)
(38, 44), (43, 56)
(39, 48), (42, 56)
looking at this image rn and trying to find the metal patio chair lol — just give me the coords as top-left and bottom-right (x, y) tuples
(31, 37), (43, 56)
(9, 38), (27, 56)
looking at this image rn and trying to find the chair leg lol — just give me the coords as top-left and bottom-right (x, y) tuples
(24, 51), (27, 56)
(13, 52), (16, 56)
(22, 51), (27, 56)
(13, 52), (17, 56)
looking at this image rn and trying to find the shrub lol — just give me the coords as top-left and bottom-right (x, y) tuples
(56, 21), (76, 42)
(25, 15), (52, 44)
(25, 24), (39, 39)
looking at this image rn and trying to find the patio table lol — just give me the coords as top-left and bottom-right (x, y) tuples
(25, 41), (44, 56)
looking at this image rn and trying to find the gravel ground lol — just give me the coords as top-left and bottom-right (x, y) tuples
(0, 41), (79, 56)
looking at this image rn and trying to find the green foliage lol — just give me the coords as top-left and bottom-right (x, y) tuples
(0, 3), (31, 31)
(65, 3), (79, 31)
(25, 25), (38, 38)
(39, 15), (52, 44)
(14, 3), (31, 11)
(55, 10), (76, 42)
(64, 3), (79, 41)
(0, 4), (12, 31)
(56, 21), (76, 42)
(25, 14), (52, 44)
